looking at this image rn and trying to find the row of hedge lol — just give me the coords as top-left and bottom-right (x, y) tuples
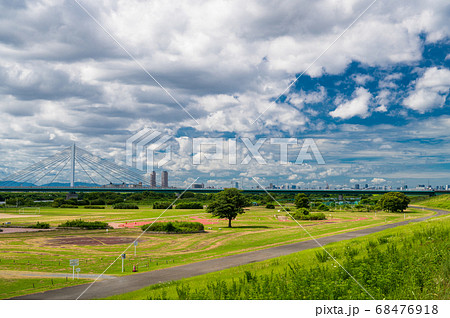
(291, 211), (327, 220)
(141, 221), (204, 233)
(28, 222), (50, 229)
(113, 203), (139, 209)
(153, 201), (173, 209)
(175, 202), (204, 209)
(58, 219), (111, 229)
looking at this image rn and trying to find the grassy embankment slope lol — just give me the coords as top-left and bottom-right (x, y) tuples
(416, 194), (450, 211)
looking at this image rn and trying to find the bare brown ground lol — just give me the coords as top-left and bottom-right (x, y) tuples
(45, 236), (145, 246)
(0, 213), (42, 219)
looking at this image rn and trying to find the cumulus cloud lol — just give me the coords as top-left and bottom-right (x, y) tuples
(329, 87), (372, 119)
(1, 0), (450, 186)
(371, 177), (386, 184)
(402, 67), (450, 113)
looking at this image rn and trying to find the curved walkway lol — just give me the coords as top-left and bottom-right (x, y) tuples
(11, 206), (448, 300)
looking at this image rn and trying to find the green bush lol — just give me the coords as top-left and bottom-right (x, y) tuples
(113, 203), (139, 209)
(28, 222), (50, 229)
(292, 211), (326, 220)
(58, 219), (111, 229)
(265, 204), (275, 209)
(315, 203), (330, 211)
(175, 202), (204, 209)
(292, 208), (309, 219)
(83, 206), (105, 209)
(141, 221), (204, 233)
(153, 201), (173, 209)
(59, 204), (78, 208)
(90, 199), (106, 205)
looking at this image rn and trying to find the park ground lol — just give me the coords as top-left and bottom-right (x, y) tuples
(0, 194), (448, 299)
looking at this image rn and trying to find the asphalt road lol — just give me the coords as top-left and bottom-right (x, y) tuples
(11, 205), (447, 300)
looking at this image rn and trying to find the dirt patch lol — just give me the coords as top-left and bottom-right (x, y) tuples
(0, 227), (53, 234)
(0, 213), (42, 219)
(45, 236), (144, 246)
(113, 216), (225, 228)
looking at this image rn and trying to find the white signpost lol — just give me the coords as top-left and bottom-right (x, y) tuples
(121, 254), (126, 272)
(70, 259), (79, 280)
(76, 267), (81, 279)
(134, 240), (138, 257)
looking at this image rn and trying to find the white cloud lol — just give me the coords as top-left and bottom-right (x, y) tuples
(329, 87), (372, 119)
(403, 67), (450, 113)
(371, 178), (386, 184)
(0, 0), (450, 186)
(352, 74), (373, 85)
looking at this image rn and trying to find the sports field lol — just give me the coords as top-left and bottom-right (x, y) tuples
(0, 203), (435, 298)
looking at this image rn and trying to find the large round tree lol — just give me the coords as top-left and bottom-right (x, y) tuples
(378, 192), (411, 212)
(294, 193), (310, 209)
(207, 188), (247, 227)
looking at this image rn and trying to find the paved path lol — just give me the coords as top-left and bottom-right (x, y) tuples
(11, 206), (447, 300)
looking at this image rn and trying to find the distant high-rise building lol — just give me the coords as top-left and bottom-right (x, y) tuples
(161, 171), (168, 188)
(354, 184), (360, 189)
(192, 183), (204, 189)
(364, 184), (369, 189)
(150, 171), (156, 188)
(291, 185), (296, 189)
(235, 181), (239, 189)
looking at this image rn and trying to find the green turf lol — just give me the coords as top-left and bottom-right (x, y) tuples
(105, 215), (449, 300)
(416, 194), (450, 211)
(0, 277), (89, 299)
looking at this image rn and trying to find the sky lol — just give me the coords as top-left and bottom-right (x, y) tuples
(0, 0), (449, 189)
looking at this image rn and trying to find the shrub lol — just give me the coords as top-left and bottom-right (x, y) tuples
(292, 208), (309, 219)
(59, 204), (78, 208)
(83, 206), (105, 209)
(153, 201), (173, 209)
(90, 199), (106, 205)
(315, 203), (330, 211)
(294, 193), (310, 208)
(292, 212), (326, 220)
(113, 203), (139, 209)
(28, 222), (50, 229)
(58, 219), (111, 229)
(175, 202), (204, 209)
(141, 221), (204, 233)
(265, 204), (275, 209)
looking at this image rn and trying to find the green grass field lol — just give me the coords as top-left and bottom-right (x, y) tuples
(0, 204), (435, 298)
(416, 194), (450, 211)
(0, 276), (89, 299)
(105, 215), (449, 300)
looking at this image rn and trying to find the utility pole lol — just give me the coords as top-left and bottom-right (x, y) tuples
(70, 143), (75, 188)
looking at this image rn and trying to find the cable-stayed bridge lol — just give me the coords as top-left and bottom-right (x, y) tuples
(0, 144), (147, 189)
(0, 145), (445, 195)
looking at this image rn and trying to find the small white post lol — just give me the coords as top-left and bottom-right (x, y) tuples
(122, 258), (124, 273)
(72, 266), (75, 280)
